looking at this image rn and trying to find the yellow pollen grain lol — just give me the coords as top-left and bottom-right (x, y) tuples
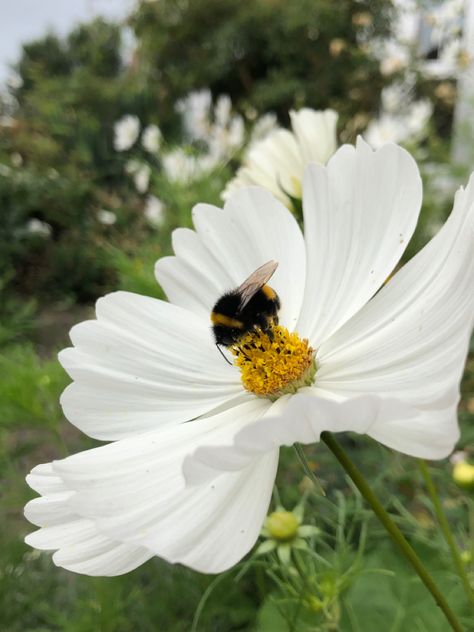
(231, 325), (315, 398)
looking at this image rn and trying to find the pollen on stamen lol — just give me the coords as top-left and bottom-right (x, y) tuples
(231, 325), (316, 400)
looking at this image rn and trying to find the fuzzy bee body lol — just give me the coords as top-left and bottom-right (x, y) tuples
(211, 261), (281, 349)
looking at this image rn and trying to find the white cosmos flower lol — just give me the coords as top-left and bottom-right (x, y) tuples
(222, 108), (338, 207)
(114, 115), (140, 152)
(365, 100), (432, 149)
(97, 210), (117, 226)
(25, 218), (52, 237)
(125, 159), (151, 193)
(162, 149), (203, 184)
(25, 139), (474, 577)
(144, 195), (166, 227)
(142, 124), (162, 154)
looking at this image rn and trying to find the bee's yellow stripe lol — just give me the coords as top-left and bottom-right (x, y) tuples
(262, 285), (276, 300)
(211, 312), (244, 328)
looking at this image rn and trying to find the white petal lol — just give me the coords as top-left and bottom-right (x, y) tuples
(290, 108), (338, 165)
(26, 399), (277, 575)
(297, 138), (423, 345)
(156, 187), (306, 330)
(24, 465), (153, 576)
(316, 174), (474, 458)
(155, 228), (234, 319)
(183, 393), (416, 480)
(244, 129), (304, 199)
(59, 291), (242, 440)
(26, 518), (152, 576)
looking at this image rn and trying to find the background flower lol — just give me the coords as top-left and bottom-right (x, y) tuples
(222, 108), (338, 207)
(114, 115), (140, 152)
(141, 124), (162, 154)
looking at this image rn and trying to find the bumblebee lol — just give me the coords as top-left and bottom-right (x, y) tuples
(211, 260), (281, 359)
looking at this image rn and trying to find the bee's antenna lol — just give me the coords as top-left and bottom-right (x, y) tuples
(216, 343), (233, 365)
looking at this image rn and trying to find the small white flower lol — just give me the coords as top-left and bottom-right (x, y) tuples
(24, 139), (474, 577)
(162, 149), (201, 184)
(365, 115), (407, 148)
(11, 152), (23, 167)
(222, 108), (338, 206)
(142, 125), (162, 154)
(365, 99), (432, 149)
(114, 115), (140, 152)
(25, 218), (52, 237)
(177, 90), (212, 142)
(97, 210), (117, 226)
(144, 195), (165, 227)
(125, 159), (151, 193)
(214, 95), (232, 128)
(0, 164), (12, 177)
(134, 164), (151, 193)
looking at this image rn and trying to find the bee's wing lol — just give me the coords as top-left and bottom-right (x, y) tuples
(237, 260), (278, 310)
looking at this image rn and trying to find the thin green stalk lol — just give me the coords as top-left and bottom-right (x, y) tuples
(320, 432), (464, 632)
(294, 443), (326, 496)
(418, 459), (474, 605)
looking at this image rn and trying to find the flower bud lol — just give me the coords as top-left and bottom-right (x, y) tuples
(265, 511), (299, 541)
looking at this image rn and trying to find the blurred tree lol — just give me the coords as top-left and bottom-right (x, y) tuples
(132, 0), (394, 125)
(0, 19), (151, 302)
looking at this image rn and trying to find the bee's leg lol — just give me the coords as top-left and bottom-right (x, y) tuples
(239, 344), (252, 360)
(266, 326), (274, 342)
(215, 343), (233, 365)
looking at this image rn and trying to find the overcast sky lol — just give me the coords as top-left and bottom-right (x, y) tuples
(0, 0), (134, 85)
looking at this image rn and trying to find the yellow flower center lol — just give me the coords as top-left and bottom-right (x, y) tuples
(231, 325), (316, 399)
(266, 511), (299, 541)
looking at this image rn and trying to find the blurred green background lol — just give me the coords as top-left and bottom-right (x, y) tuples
(0, 1), (473, 630)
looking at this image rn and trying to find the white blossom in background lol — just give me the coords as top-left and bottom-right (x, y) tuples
(114, 115), (140, 152)
(11, 152), (23, 167)
(125, 159), (151, 193)
(24, 139), (474, 576)
(364, 81), (432, 149)
(214, 95), (232, 128)
(97, 210), (117, 226)
(222, 108), (338, 206)
(377, 0), (467, 81)
(421, 37), (469, 79)
(144, 195), (166, 227)
(134, 165), (151, 193)
(162, 149), (201, 184)
(426, 0), (464, 43)
(207, 112), (245, 163)
(0, 164), (12, 177)
(142, 124), (162, 154)
(177, 90), (213, 142)
(25, 219), (52, 238)
(6, 72), (23, 90)
(176, 90), (245, 170)
(369, 0), (417, 77)
(249, 113), (278, 144)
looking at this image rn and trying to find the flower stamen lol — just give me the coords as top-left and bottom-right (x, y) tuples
(231, 325), (316, 399)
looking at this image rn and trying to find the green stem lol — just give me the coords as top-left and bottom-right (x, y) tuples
(294, 443), (326, 496)
(320, 432), (464, 632)
(418, 459), (474, 605)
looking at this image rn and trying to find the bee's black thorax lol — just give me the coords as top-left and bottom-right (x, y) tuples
(211, 285), (280, 347)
